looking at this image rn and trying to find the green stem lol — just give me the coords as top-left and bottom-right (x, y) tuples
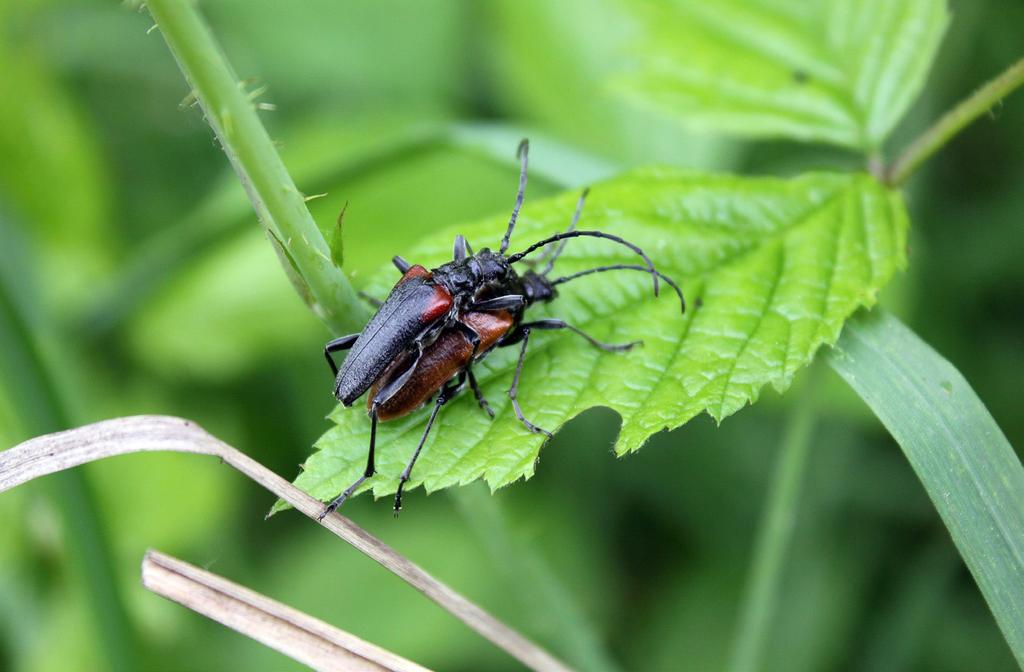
(726, 369), (817, 672)
(0, 250), (138, 672)
(887, 57), (1024, 186)
(146, 0), (367, 334)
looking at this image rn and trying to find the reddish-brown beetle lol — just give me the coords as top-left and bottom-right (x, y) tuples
(321, 140), (684, 516)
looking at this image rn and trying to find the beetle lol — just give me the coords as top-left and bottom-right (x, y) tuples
(319, 140), (685, 518)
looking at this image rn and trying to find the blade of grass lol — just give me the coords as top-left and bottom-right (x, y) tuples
(726, 367), (817, 672)
(450, 485), (621, 672)
(145, 0), (366, 334)
(141, 550), (431, 672)
(0, 416), (574, 672)
(826, 309), (1024, 666)
(0, 222), (138, 672)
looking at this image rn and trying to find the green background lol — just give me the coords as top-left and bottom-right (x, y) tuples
(1, 1), (1022, 670)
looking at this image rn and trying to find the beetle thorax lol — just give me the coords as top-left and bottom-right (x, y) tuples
(434, 248), (516, 303)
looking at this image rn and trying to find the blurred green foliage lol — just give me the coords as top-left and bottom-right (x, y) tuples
(1, 1), (1022, 671)
(618, 0), (949, 150)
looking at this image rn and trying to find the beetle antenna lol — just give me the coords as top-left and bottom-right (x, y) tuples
(508, 230), (660, 296)
(498, 139), (529, 255)
(551, 264), (684, 313)
(537, 187), (589, 276)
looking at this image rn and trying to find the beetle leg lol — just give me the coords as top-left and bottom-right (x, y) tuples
(469, 294), (526, 312)
(452, 320), (483, 360)
(318, 410), (379, 520)
(467, 367), (494, 418)
(394, 381), (458, 514)
(516, 319), (641, 352)
(375, 317), (451, 405)
(357, 291), (383, 308)
(324, 333), (360, 377)
(450, 370), (468, 394)
(507, 328), (552, 437)
(392, 255), (411, 274)
(373, 345), (424, 406)
(497, 326), (526, 347)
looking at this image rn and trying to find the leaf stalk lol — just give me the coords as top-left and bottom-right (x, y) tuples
(887, 57), (1024, 186)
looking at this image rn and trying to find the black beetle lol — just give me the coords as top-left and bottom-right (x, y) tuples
(319, 140), (684, 517)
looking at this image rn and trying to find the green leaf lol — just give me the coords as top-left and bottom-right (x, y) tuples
(290, 169), (907, 505)
(826, 310), (1024, 667)
(617, 0), (949, 150)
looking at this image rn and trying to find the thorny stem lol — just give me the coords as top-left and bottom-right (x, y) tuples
(887, 57), (1024, 186)
(146, 0), (367, 334)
